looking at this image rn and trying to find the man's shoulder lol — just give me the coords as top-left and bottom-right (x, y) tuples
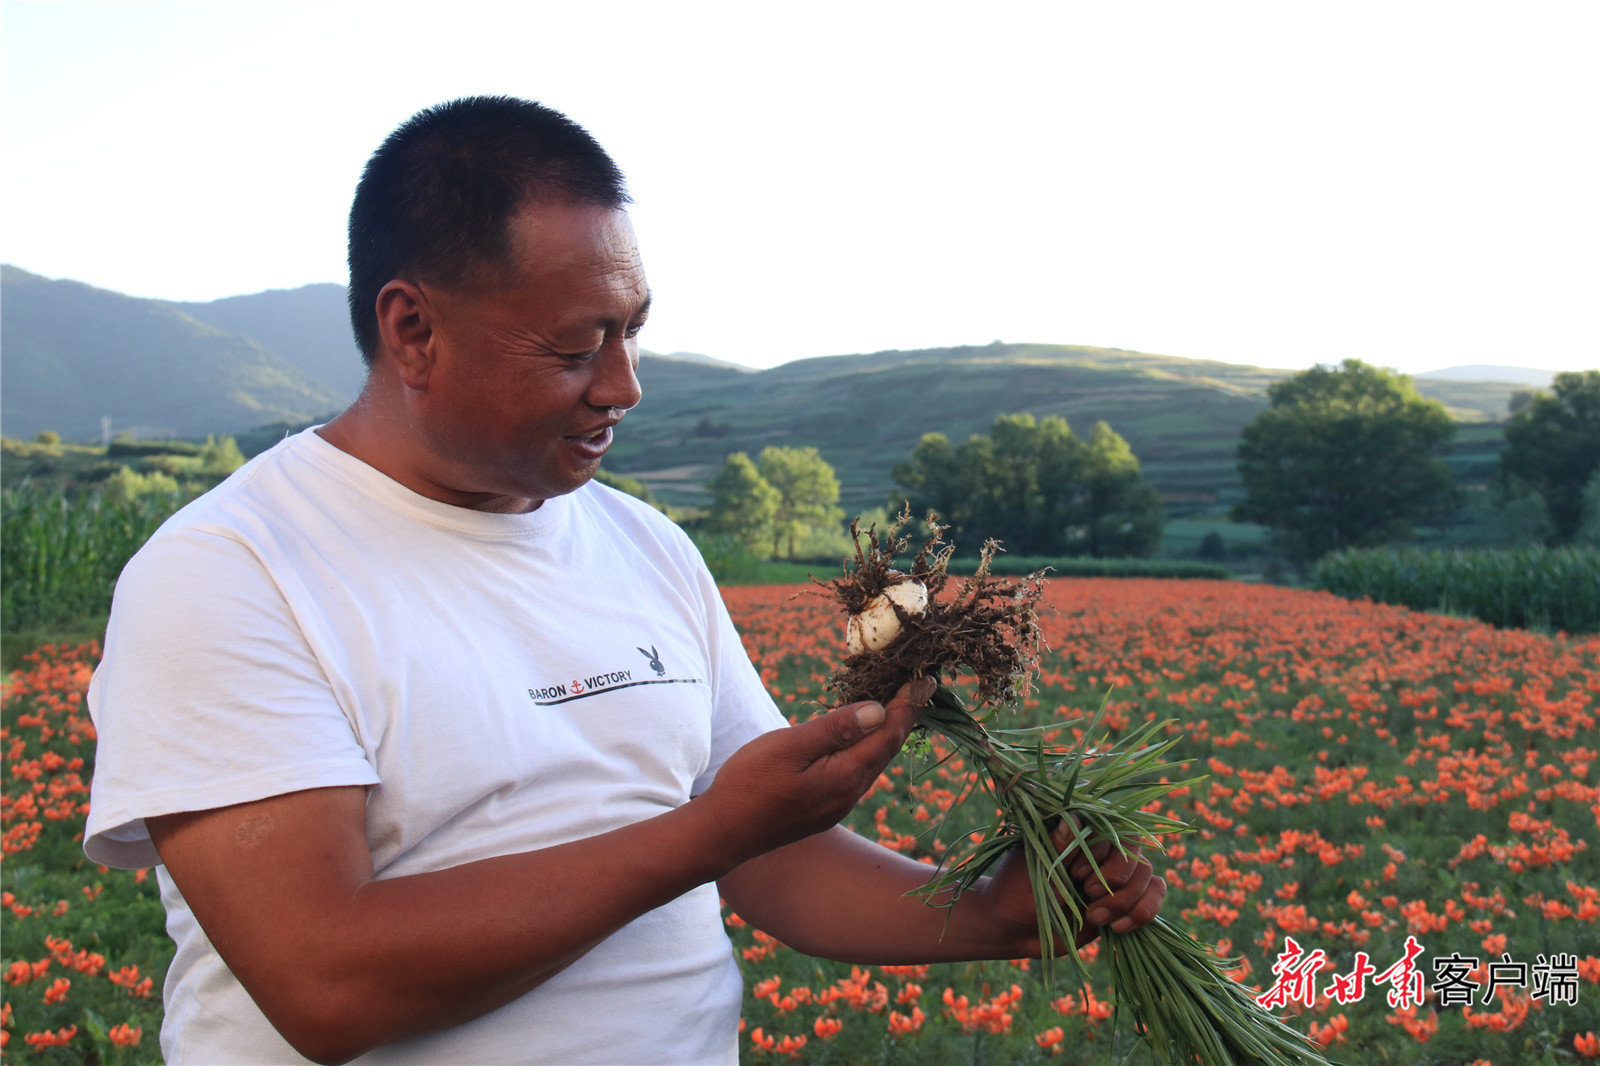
(124, 430), (328, 571)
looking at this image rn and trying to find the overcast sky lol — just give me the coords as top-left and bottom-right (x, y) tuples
(3, 1), (1596, 375)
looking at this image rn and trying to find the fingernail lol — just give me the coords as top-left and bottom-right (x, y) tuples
(1088, 908), (1109, 926)
(1111, 917), (1132, 933)
(856, 702), (886, 731)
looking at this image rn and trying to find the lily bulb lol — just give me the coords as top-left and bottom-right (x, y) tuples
(846, 576), (929, 654)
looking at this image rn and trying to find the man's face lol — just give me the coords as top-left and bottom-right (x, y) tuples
(410, 201), (650, 512)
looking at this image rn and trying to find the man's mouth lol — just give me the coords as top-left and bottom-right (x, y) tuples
(563, 424), (615, 454)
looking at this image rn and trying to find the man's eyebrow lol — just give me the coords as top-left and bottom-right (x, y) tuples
(585, 290), (650, 335)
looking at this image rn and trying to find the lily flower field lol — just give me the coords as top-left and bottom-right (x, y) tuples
(722, 579), (1599, 1065)
(2, 578), (1597, 1063)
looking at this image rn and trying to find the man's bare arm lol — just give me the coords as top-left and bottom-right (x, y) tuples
(718, 821), (1167, 966)
(147, 684), (930, 1064)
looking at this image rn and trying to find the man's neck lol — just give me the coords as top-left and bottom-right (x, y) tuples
(315, 401), (542, 515)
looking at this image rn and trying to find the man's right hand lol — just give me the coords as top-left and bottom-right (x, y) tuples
(697, 678), (935, 865)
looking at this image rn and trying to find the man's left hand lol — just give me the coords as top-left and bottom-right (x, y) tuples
(975, 817), (1167, 956)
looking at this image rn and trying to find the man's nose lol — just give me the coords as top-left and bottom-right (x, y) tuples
(590, 341), (643, 413)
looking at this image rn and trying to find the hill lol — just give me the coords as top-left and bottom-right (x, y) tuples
(2, 267), (1538, 521)
(613, 343), (1527, 515)
(172, 284), (367, 403)
(1417, 364), (1555, 387)
(1, 267), (346, 441)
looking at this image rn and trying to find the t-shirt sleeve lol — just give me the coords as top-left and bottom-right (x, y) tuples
(689, 555), (791, 798)
(84, 526), (380, 869)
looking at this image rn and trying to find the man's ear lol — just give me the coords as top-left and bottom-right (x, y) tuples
(373, 279), (436, 390)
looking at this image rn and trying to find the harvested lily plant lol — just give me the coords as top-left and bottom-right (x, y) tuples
(815, 511), (1333, 1066)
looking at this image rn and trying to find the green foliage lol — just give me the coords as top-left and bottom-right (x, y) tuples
(105, 439), (202, 458)
(757, 446), (844, 560)
(690, 531), (767, 583)
(2, 437), (103, 471)
(701, 446), (848, 562)
(100, 467), (180, 506)
(1, 485), (188, 633)
(1082, 421), (1165, 558)
(1497, 369), (1600, 543)
(943, 555), (1230, 579)
(1232, 359), (1457, 568)
(1310, 545), (1600, 632)
(795, 506), (891, 563)
(893, 413), (1163, 557)
(700, 447), (846, 563)
(197, 436), (246, 476)
(1579, 468), (1600, 546)
(704, 453), (782, 555)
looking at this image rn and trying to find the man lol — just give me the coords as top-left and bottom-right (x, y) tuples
(85, 97), (1164, 1064)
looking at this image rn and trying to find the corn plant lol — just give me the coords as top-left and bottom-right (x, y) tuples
(1, 486), (188, 633)
(1310, 546), (1600, 633)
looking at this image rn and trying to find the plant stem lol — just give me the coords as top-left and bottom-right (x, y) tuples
(909, 688), (1334, 1066)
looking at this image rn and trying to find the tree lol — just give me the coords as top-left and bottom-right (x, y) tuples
(199, 435), (246, 476)
(102, 465), (180, 504)
(1197, 531), (1227, 560)
(1232, 358), (1457, 567)
(892, 433), (965, 528)
(756, 446), (843, 559)
(1082, 420), (1164, 558)
(1577, 467), (1600, 546)
(892, 413), (1162, 557)
(1497, 369), (1600, 544)
(1017, 415), (1089, 553)
(704, 452), (781, 554)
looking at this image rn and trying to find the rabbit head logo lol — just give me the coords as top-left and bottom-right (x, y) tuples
(638, 646), (666, 676)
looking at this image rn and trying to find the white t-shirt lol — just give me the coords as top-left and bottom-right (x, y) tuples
(85, 428), (788, 1065)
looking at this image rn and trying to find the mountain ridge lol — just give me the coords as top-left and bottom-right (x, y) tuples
(1, 265), (1544, 513)
(1415, 364), (1555, 387)
(1, 266), (345, 442)
(169, 283), (369, 403)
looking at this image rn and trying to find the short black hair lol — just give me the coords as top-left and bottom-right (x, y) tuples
(346, 96), (631, 363)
